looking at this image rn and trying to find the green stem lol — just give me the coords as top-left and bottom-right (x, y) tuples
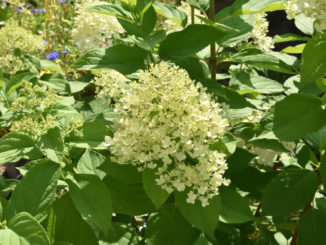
(191, 6), (195, 24)
(209, 0), (216, 81)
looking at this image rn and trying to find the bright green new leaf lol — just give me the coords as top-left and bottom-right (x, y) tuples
(6, 160), (60, 222)
(66, 174), (113, 236)
(273, 94), (326, 141)
(262, 168), (319, 216)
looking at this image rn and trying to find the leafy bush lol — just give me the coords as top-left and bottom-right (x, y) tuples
(0, 0), (326, 244)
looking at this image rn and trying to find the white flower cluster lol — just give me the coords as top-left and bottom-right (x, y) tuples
(92, 69), (128, 100)
(285, 0), (326, 31)
(0, 20), (45, 74)
(9, 82), (61, 136)
(248, 13), (274, 52)
(72, 0), (124, 54)
(105, 63), (230, 207)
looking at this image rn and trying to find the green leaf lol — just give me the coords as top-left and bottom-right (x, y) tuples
(103, 175), (155, 215)
(0, 199), (3, 221)
(72, 45), (147, 74)
(217, 14), (255, 47)
(231, 49), (296, 74)
(50, 195), (98, 245)
(227, 148), (276, 198)
(282, 43), (305, 54)
(102, 222), (140, 244)
(0, 229), (29, 245)
(230, 71), (284, 94)
(187, 0), (209, 11)
(86, 3), (133, 21)
(159, 24), (228, 60)
(175, 192), (220, 238)
(145, 204), (199, 245)
(219, 187), (254, 224)
(38, 127), (64, 163)
(0, 132), (42, 164)
(76, 149), (106, 180)
(262, 168), (319, 216)
(194, 234), (213, 245)
(23, 55), (41, 74)
(174, 57), (210, 80)
(142, 168), (170, 209)
(7, 212), (50, 245)
(66, 174), (113, 235)
(40, 60), (64, 75)
(273, 33), (309, 43)
(134, 30), (166, 51)
(301, 32), (326, 86)
(5, 72), (37, 96)
(6, 160), (60, 222)
(273, 94), (326, 141)
(39, 74), (69, 93)
(153, 2), (187, 26)
(66, 121), (111, 149)
(118, 6), (157, 37)
(298, 209), (326, 245)
(99, 160), (142, 184)
(295, 13), (314, 35)
(320, 156), (326, 189)
(305, 126), (326, 150)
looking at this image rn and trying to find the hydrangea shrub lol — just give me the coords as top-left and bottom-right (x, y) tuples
(0, 0), (326, 244)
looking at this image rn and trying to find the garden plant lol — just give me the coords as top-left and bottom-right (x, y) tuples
(0, 0), (326, 244)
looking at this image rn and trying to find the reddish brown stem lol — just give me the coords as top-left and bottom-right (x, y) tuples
(254, 201), (262, 217)
(290, 200), (312, 245)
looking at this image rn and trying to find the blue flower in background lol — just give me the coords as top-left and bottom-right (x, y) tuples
(59, 0), (67, 3)
(39, 8), (45, 13)
(61, 49), (69, 54)
(45, 51), (60, 60)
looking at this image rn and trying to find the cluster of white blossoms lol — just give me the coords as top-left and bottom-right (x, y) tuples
(285, 0), (326, 31)
(105, 63), (230, 207)
(9, 82), (62, 136)
(0, 20), (45, 74)
(72, 0), (124, 54)
(248, 13), (274, 52)
(92, 69), (128, 100)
